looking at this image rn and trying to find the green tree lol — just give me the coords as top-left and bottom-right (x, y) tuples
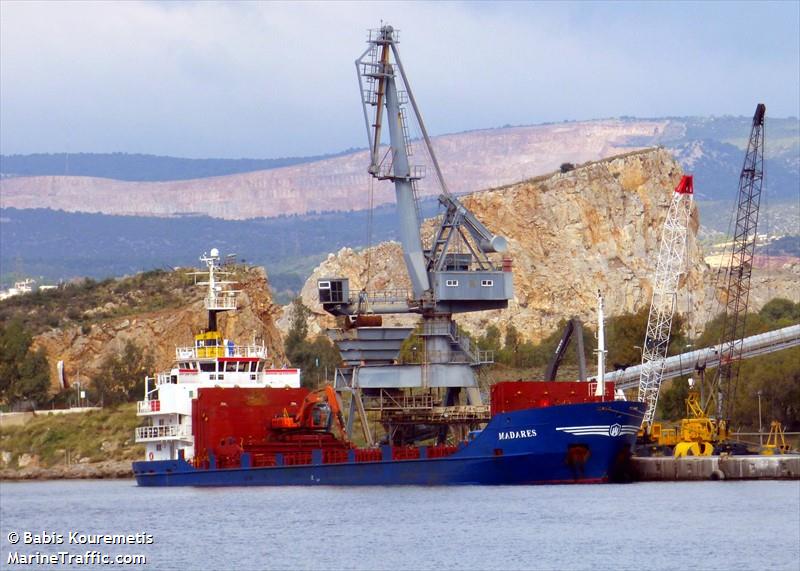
(0, 318), (51, 407)
(498, 324), (521, 366)
(657, 377), (691, 421)
(284, 297), (310, 365)
(93, 341), (154, 406)
(283, 298), (341, 389)
(477, 325), (502, 354)
(397, 323), (423, 364)
(604, 309), (688, 372)
(653, 299), (799, 429)
(759, 298), (799, 323)
(15, 347), (51, 406)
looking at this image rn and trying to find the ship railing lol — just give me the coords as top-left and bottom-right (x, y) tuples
(137, 399), (161, 414)
(174, 344), (267, 360)
(135, 424), (192, 442)
(204, 294), (237, 311)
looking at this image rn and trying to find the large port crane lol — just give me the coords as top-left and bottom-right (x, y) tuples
(706, 103), (766, 424)
(321, 24), (512, 318)
(636, 175), (694, 424)
(317, 25), (513, 444)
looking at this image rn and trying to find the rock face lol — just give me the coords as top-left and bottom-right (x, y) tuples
(33, 267), (287, 390)
(286, 148), (789, 342)
(0, 120), (667, 220)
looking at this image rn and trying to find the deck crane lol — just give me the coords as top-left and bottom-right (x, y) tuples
(636, 175), (694, 425)
(706, 103), (766, 425)
(317, 25), (513, 444)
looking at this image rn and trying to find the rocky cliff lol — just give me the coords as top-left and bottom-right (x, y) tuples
(284, 148), (797, 342)
(33, 267), (287, 390)
(0, 120), (667, 220)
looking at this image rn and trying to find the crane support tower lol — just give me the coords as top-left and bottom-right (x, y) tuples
(637, 175), (694, 424)
(316, 25), (514, 444)
(707, 103), (766, 423)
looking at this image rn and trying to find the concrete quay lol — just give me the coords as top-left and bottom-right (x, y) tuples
(632, 455), (800, 481)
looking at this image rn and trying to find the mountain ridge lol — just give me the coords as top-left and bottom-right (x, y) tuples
(2, 116), (796, 219)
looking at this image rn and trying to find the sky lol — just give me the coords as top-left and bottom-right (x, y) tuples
(1, 1), (798, 159)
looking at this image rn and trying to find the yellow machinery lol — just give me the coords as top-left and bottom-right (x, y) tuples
(672, 388), (725, 457)
(760, 421), (791, 455)
(640, 387), (727, 456)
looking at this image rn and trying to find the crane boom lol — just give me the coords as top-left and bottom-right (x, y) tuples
(637, 175), (694, 424)
(328, 24), (513, 316)
(706, 103), (766, 422)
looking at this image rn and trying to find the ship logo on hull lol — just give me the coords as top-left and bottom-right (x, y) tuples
(555, 424), (639, 437)
(498, 429), (538, 440)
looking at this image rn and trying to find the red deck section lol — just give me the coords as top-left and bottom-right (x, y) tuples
(192, 386), (463, 469)
(490, 381), (613, 415)
(192, 387), (309, 467)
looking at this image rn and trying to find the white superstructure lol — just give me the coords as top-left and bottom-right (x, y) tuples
(135, 249), (300, 462)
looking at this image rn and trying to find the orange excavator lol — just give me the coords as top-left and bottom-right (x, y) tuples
(271, 385), (349, 442)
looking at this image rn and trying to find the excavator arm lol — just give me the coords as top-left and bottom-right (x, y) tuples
(272, 385), (350, 444)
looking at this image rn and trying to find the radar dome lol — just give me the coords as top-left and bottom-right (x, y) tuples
(210, 248), (220, 257)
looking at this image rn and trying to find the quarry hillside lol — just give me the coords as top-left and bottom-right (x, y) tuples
(282, 148), (800, 341)
(0, 120), (669, 219)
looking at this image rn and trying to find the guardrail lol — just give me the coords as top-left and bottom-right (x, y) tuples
(137, 400), (161, 414)
(135, 424), (191, 442)
(204, 295), (237, 311)
(174, 344), (267, 360)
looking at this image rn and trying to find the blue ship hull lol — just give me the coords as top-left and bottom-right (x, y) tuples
(133, 401), (646, 486)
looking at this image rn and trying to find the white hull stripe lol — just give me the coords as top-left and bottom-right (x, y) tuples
(555, 424), (641, 437)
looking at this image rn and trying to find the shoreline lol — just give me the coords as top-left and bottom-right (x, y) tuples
(0, 460), (133, 481)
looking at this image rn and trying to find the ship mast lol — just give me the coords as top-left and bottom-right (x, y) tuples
(193, 248), (239, 331)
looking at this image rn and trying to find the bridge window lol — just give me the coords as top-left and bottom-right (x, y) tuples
(481, 280), (494, 287)
(446, 280), (459, 287)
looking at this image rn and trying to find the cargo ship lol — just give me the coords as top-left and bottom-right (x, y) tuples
(133, 25), (647, 486)
(132, 249), (645, 486)
(134, 382), (644, 486)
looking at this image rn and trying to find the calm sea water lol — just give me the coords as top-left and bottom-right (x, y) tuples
(0, 479), (798, 571)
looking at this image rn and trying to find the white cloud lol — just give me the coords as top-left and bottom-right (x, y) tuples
(1, 0), (798, 157)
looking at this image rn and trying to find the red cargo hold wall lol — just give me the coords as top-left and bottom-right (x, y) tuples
(192, 386), (308, 462)
(490, 381), (615, 415)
